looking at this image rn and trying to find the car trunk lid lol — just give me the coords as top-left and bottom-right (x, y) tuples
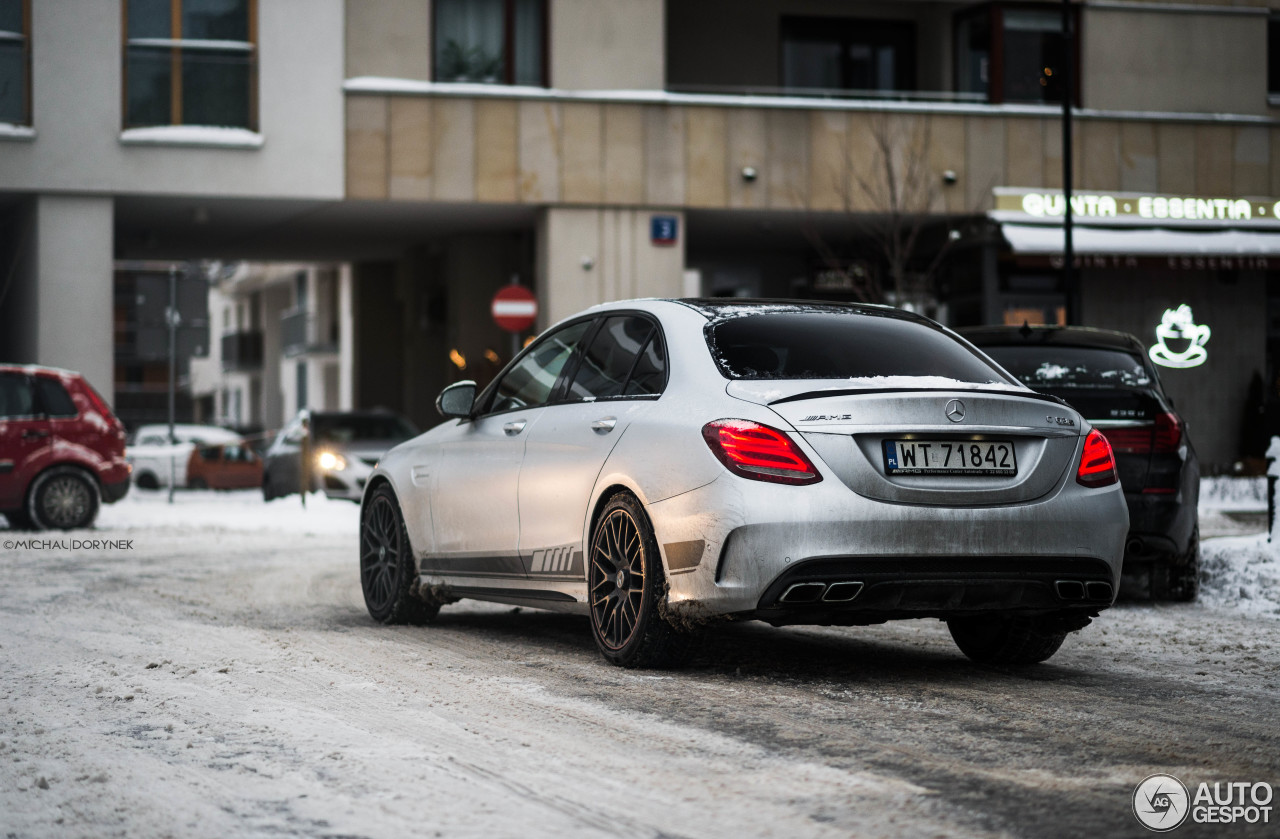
(730, 380), (1083, 506)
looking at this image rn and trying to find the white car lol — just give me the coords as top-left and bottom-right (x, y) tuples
(127, 424), (243, 489)
(359, 299), (1128, 668)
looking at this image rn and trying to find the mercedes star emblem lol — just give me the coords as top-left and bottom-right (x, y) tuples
(945, 399), (966, 422)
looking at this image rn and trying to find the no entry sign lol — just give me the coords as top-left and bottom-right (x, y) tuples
(491, 285), (538, 333)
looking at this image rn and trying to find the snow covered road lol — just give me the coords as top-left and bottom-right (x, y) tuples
(1, 486), (1278, 838)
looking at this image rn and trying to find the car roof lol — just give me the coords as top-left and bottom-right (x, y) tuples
(581, 298), (938, 329)
(0, 363), (84, 379)
(958, 324), (1146, 355)
(671, 298), (924, 322)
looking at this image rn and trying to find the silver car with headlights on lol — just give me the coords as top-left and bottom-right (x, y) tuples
(359, 300), (1128, 668)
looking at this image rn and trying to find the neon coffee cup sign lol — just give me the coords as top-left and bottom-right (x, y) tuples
(1149, 305), (1210, 369)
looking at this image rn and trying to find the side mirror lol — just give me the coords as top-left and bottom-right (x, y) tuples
(436, 380), (477, 419)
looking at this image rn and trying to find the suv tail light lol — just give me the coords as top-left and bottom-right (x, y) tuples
(1153, 412), (1182, 452)
(702, 419), (822, 485)
(1076, 429), (1118, 488)
(1100, 412), (1182, 455)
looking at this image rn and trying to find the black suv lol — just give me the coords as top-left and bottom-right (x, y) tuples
(961, 325), (1200, 601)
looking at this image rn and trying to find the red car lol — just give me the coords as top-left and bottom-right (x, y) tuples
(186, 441), (263, 490)
(0, 365), (130, 530)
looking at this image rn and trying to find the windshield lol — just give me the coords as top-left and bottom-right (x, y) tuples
(312, 415), (419, 444)
(982, 346), (1153, 389)
(707, 312), (1014, 384)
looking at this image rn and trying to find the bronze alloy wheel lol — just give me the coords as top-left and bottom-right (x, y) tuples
(587, 493), (692, 668)
(589, 506), (648, 651)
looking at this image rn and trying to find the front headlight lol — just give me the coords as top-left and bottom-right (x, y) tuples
(316, 451), (346, 472)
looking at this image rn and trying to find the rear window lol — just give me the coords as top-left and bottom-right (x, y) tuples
(983, 346), (1153, 389)
(312, 415), (419, 444)
(707, 312), (1013, 384)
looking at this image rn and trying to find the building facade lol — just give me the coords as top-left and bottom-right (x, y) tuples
(0, 0), (1277, 466)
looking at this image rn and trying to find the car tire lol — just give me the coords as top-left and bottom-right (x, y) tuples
(189, 477), (208, 490)
(947, 615), (1067, 666)
(262, 470), (277, 501)
(135, 471), (160, 490)
(1151, 528), (1200, 603)
(359, 485), (440, 625)
(27, 466), (100, 531)
(587, 492), (693, 669)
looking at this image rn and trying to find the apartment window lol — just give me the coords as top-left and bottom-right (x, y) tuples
(123, 0), (257, 129)
(0, 0), (29, 125)
(434, 0), (545, 86)
(781, 17), (916, 95)
(955, 3), (1078, 105)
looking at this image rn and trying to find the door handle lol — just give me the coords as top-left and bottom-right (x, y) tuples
(22, 429), (49, 439)
(503, 420), (527, 436)
(590, 417), (617, 434)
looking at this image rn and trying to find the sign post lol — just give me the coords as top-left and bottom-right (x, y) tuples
(492, 283), (538, 361)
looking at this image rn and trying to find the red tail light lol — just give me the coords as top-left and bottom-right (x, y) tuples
(1076, 429), (1118, 488)
(702, 419), (822, 485)
(1153, 412), (1182, 452)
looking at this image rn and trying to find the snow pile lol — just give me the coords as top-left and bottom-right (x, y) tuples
(1199, 535), (1280, 617)
(96, 488), (360, 535)
(1199, 475), (1267, 511)
(1195, 476), (1277, 615)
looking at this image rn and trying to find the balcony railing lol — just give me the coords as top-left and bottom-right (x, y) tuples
(665, 83), (987, 105)
(221, 330), (264, 372)
(281, 308), (338, 357)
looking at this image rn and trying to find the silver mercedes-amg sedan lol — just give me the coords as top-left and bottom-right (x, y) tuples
(359, 299), (1128, 668)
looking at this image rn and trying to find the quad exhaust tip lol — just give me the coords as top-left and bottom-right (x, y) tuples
(779, 581), (865, 604)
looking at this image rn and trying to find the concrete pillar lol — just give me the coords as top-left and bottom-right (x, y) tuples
(27, 195), (114, 401)
(537, 207), (686, 328)
(260, 285), (289, 430)
(338, 263), (355, 410)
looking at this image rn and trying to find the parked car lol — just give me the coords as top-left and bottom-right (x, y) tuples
(961, 325), (1200, 601)
(186, 441), (263, 490)
(262, 410), (419, 502)
(127, 423), (243, 489)
(0, 364), (130, 530)
(358, 300), (1129, 668)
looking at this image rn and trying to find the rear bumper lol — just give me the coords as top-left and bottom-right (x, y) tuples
(1123, 490), (1198, 564)
(647, 471), (1129, 623)
(101, 476), (130, 504)
(101, 459), (131, 504)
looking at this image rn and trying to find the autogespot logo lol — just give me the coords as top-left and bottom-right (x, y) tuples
(1133, 774), (1190, 832)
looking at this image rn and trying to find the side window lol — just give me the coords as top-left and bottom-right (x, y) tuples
(35, 378), (79, 418)
(565, 316), (664, 401)
(0, 373), (34, 418)
(625, 329), (667, 396)
(487, 320), (593, 413)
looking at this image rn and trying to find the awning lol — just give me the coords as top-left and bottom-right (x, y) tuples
(1000, 224), (1280, 256)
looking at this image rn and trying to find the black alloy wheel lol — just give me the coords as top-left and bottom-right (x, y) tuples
(587, 493), (691, 668)
(359, 485), (439, 625)
(28, 466), (100, 530)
